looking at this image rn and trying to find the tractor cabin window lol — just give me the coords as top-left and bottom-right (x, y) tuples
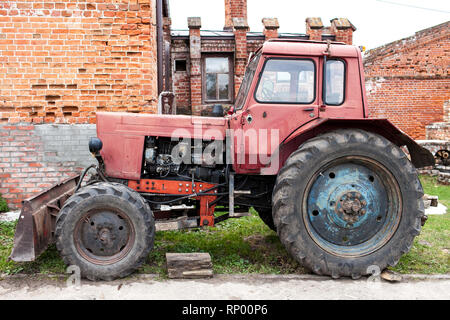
(202, 56), (233, 104)
(235, 52), (261, 110)
(255, 59), (315, 104)
(324, 59), (345, 105)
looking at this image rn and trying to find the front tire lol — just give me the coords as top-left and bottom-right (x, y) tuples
(55, 182), (155, 281)
(273, 130), (424, 279)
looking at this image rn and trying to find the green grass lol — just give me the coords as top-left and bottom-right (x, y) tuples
(388, 175), (450, 274)
(139, 209), (306, 277)
(0, 175), (448, 276)
(0, 221), (66, 275)
(0, 195), (8, 213)
(390, 214), (450, 274)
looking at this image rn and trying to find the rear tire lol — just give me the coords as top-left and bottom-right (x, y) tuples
(273, 130), (424, 279)
(55, 182), (155, 281)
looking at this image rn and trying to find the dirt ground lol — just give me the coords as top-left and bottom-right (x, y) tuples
(0, 274), (448, 300)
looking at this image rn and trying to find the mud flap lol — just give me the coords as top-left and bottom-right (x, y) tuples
(9, 175), (80, 262)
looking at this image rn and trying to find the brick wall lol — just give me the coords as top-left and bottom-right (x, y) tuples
(171, 39), (191, 113)
(425, 122), (450, 140)
(0, 124), (96, 209)
(365, 78), (448, 139)
(0, 0), (158, 124)
(0, 1), (160, 209)
(364, 21), (450, 140)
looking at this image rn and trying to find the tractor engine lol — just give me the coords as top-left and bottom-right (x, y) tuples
(143, 136), (225, 182)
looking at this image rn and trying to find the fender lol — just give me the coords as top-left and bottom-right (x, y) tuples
(271, 118), (435, 175)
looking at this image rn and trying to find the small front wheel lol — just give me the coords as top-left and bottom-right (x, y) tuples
(55, 183), (155, 281)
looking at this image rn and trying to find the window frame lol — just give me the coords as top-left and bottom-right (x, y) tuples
(323, 58), (347, 106)
(235, 52), (261, 111)
(201, 54), (234, 104)
(253, 57), (317, 105)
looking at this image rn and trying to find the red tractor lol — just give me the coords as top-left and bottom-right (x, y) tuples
(11, 39), (434, 280)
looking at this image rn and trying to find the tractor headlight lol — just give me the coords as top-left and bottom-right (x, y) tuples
(89, 137), (103, 154)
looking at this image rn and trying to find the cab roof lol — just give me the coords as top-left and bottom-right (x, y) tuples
(261, 39), (360, 58)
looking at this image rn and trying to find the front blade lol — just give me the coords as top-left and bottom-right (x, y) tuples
(10, 175), (80, 262)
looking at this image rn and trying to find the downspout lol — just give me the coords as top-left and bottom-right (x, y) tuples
(156, 0), (163, 94)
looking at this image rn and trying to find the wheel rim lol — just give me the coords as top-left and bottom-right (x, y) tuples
(303, 156), (402, 257)
(74, 208), (135, 265)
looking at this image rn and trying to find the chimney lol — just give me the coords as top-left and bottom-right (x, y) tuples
(224, 0), (248, 31)
(330, 18), (356, 45)
(232, 17), (249, 98)
(305, 17), (324, 41)
(262, 18), (279, 40)
(188, 17), (202, 115)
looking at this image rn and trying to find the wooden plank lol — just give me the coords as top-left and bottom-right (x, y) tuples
(166, 253), (213, 279)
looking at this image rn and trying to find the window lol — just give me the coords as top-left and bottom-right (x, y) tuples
(203, 56), (233, 103)
(255, 59), (315, 104)
(235, 52), (260, 110)
(324, 59), (345, 105)
(175, 60), (187, 72)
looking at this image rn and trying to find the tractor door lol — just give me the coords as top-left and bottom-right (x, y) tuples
(231, 56), (320, 174)
(317, 56), (365, 119)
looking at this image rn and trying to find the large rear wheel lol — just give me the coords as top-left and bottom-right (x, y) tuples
(273, 130), (424, 278)
(55, 182), (155, 281)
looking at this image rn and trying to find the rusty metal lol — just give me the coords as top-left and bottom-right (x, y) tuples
(128, 179), (218, 227)
(303, 156), (402, 257)
(73, 208), (135, 266)
(436, 149), (450, 166)
(10, 175), (80, 262)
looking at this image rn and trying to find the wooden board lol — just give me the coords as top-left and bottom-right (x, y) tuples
(166, 253), (213, 279)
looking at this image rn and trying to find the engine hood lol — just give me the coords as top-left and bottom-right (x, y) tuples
(95, 112), (228, 180)
(96, 112), (228, 139)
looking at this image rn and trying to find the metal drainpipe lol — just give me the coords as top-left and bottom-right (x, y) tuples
(156, 0), (164, 94)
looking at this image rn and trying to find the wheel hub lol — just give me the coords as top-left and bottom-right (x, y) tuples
(336, 192), (367, 223)
(306, 158), (401, 251)
(75, 209), (134, 263)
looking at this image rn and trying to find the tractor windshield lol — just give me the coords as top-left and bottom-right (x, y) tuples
(234, 52), (261, 110)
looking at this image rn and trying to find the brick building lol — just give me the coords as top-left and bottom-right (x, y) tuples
(0, 0), (356, 210)
(168, 0), (356, 115)
(364, 21), (450, 140)
(0, 0), (170, 209)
